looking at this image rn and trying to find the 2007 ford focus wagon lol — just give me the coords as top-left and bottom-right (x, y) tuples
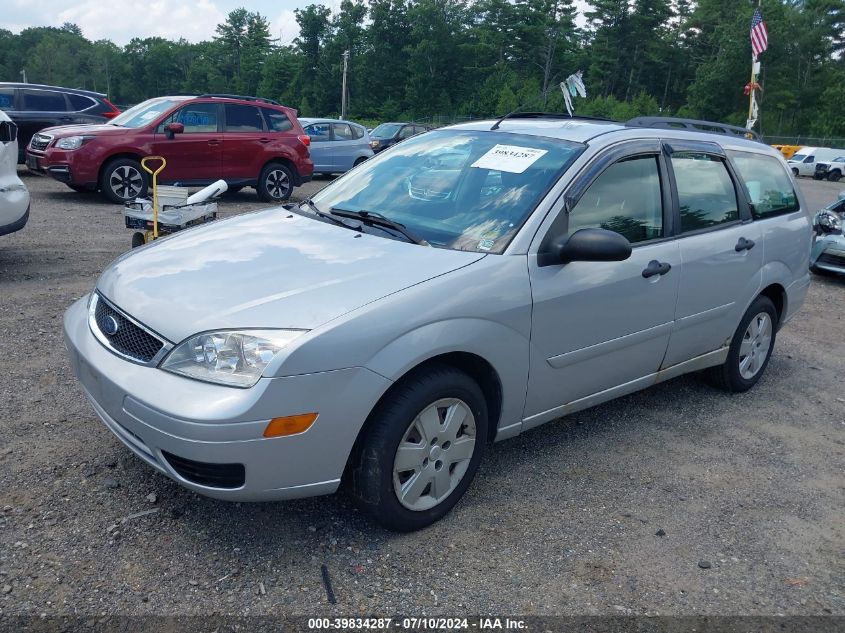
(64, 114), (812, 531)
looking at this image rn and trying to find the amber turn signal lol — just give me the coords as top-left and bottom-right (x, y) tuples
(263, 413), (318, 438)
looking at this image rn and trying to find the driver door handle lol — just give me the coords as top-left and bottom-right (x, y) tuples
(735, 237), (755, 251)
(642, 260), (672, 278)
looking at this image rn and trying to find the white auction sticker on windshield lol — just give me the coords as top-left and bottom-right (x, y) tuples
(471, 144), (548, 173)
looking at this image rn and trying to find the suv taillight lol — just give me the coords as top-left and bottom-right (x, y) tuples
(102, 98), (121, 119)
(298, 135), (311, 147)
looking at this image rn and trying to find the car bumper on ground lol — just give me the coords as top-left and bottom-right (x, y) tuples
(63, 295), (391, 501)
(0, 201), (29, 237)
(811, 235), (845, 274)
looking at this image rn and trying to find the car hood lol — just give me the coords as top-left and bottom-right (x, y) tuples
(39, 123), (126, 138)
(96, 208), (486, 343)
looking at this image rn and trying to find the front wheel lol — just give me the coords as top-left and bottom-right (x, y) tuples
(791, 167), (799, 177)
(100, 158), (147, 204)
(347, 364), (488, 531)
(828, 170), (842, 182)
(705, 295), (777, 392)
(257, 162), (294, 202)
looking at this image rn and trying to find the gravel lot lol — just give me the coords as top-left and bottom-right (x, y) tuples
(0, 169), (843, 619)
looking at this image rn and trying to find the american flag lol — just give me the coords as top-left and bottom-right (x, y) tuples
(750, 8), (769, 58)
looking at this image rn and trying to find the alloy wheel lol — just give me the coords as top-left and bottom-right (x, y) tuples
(264, 169), (291, 199)
(109, 165), (144, 201)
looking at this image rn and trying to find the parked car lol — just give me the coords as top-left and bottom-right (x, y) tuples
(369, 121), (432, 153)
(787, 146), (845, 177)
(810, 191), (845, 275)
(814, 156), (845, 182)
(0, 82), (120, 163)
(0, 110), (30, 237)
(299, 118), (374, 174)
(64, 115), (811, 531)
(26, 94), (313, 203)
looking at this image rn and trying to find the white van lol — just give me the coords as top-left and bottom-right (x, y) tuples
(788, 146), (845, 177)
(0, 109), (29, 237)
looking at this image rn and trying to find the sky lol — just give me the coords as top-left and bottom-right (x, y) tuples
(5, 0), (591, 47)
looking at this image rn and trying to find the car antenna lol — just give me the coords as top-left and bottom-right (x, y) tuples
(490, 106), (524, 131)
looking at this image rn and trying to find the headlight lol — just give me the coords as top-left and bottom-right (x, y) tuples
(160, 329), (307, 387)
(55, 136), (91, 150)
(814, 209), (842, 234)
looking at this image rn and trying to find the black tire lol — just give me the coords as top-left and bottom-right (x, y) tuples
(813, 173), (824, 180)
(224, 185), (244, 195)
(131, 232), (146, 249)
(100, 158), (147, 204)
(705, 295), (778, 393)
(347, 364), (488, 532)
(353, 157), (367, 167)
(791, 167), (799, 177)
(828, 170), (842, 182)
(67, 184), (91, 193)
(257, 162), (294, 202)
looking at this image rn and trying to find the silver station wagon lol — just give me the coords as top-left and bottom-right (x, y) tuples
(64, 114), (812, 531)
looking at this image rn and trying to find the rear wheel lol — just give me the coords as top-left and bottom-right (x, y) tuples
(257, 162), (294, 202)
(828, 170), (842, 182)
(705, 295), (777, 393)
(347, 364), (488, 531)
(101, 158), (147, 204)
(131, 232), (146, 248)
(353, 157), (367, 167)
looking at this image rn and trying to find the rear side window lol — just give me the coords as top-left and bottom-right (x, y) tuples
(261, 107), (293, 132)
(0, 88), (15, 111)
(68, 94), (96, 112)
(224, 104), (263, 132)
(671, 153), (739, 232)
(728, 151), (799, 219)
(21, 89), (67, 112)
(568, 155), (664, 244)
(332, 123), (354, 140)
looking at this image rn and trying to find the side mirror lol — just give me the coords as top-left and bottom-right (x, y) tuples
(165, 122), (184, 139)
(552, 228), (632, 265)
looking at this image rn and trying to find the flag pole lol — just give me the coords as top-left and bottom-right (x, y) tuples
(747, 0), (762, 132)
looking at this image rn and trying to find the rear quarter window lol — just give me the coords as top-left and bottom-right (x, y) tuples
(260, 107), (293, 132)
(727, 151), (799, 219)
(68, 94), (96, 112)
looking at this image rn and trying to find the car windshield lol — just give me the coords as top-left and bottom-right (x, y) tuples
(307, 130), (584, 253)
(109, 98), (185, 128)
(371, 123), (402, 139)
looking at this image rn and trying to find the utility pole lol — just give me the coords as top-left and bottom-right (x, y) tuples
(20, 69), (27, 83)
(341, 50), (349, 119)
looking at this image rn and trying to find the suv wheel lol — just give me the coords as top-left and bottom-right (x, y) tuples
(791, 167), (799, 176)
(101, 158), (147, 204)
(347, 364), (488, 531)
(828, 170), (841, 182)
(257, 162), (294, 202)
(705, 295), (777, 393)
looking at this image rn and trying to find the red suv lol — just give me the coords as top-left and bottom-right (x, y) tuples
(26, 94), (313, 203)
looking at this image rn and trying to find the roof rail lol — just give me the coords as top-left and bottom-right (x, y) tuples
(505, 112), (616, 123)
(197, 93), (281, 106)
(626, 116), (762, 142)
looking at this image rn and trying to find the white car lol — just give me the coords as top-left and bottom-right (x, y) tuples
(0, 109), (29, 237)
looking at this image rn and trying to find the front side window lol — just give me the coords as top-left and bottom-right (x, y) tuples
(332, 123), (354, 140)
(567, 155), (663, 244)
(224, 104), (263, 132)
(306, 123), (331, 142)
(672, 152), (739, 232)
(158, 103), (219, 133)
(21, 89), (67, 112)
(398, 126), (415, 139)
(307, 130), (583, 253)
(728, 150), (799, 219)
(791, 154), (806, 162)
(261, 107), (293, 132)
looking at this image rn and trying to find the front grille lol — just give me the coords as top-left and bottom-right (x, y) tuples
(93, 295), (165, 363)
(818, 252), (845, 268)
(162, 451), (245, 489)
(29, 133), (51, 151)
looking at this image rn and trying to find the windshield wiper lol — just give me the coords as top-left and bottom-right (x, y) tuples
(329, 208), (430, 246)
(299, 198), (362, 231)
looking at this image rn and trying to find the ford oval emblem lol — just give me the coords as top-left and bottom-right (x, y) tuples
(102, 315), (119, 336)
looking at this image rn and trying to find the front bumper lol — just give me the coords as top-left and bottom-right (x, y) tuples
(27, 148), (97, 187)
(810, 234), (845, 275)
(63, 295), (391, 501)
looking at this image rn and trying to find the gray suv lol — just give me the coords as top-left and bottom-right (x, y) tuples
(63, 114), (811, 531)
